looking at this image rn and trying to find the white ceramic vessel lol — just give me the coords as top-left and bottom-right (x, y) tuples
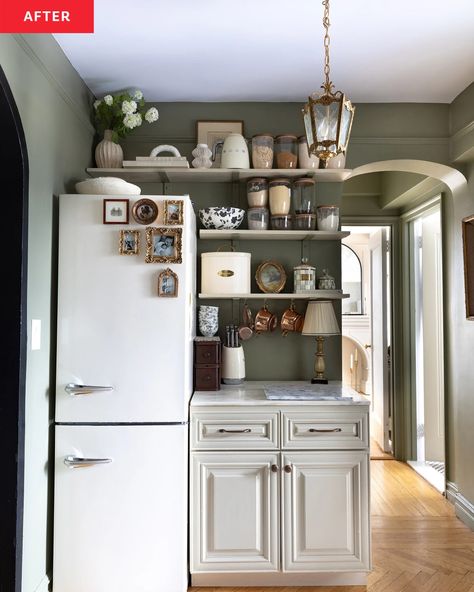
(75, 177), (141, 195)
(220, 134), (250, 169)
(192, 144), (213, 169)
(198, 305), (219, 337)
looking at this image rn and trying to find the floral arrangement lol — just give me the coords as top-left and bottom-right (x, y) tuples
(93, 89), (159, 142)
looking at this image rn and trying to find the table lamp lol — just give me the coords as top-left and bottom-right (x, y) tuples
(302, 300), (340, 384)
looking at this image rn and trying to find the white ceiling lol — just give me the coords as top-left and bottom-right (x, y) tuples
(55, 0), (474, 103)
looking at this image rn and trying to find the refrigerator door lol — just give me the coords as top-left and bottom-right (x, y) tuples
(56, 194), (196, 423)
(53, 425), (188, 592)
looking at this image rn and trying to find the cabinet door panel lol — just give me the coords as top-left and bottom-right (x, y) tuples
(283, 451), (370, 572)
(191, 452), (279, 572)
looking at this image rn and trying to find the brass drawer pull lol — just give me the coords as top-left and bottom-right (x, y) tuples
(217, 428), (252, 433)
(308, 427), (343, 433)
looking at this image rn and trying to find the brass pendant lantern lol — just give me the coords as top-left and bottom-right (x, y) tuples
(302, 0), (355, 167)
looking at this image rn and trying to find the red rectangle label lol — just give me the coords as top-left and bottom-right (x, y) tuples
(0, 0), (94, 33)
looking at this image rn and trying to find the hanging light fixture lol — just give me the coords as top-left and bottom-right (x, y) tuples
(302, 0), (355, 167)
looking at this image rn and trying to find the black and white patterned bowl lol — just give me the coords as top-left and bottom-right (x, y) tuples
(199, 207), (245, 230)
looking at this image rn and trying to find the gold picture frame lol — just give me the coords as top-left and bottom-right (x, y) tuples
(462, 214), (474, 320)
(145, 227), (182, 264)
(119, 229), (140, 255)
(158, 268), (179, 297)
(164, 200), (184, 225)
(255, 260), (287, 293)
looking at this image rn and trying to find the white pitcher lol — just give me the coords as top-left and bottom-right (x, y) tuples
(218, 133), (250, 169)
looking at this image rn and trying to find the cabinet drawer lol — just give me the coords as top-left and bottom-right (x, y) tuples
(194, 366), (220, 391)
(282, 409), (369, 450)
(191, 411), (279, 450)
(195, 344), (220, 365)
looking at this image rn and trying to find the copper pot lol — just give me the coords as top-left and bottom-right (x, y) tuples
(254, 305), (278, 333)
(280, 304), (304, 336)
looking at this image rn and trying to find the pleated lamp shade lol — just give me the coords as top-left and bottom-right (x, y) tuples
(302, 300), (340, 336)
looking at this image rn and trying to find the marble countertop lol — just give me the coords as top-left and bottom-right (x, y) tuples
(190, 381), (370, 407)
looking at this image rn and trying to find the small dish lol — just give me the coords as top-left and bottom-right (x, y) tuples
(132, 198), (159, 225)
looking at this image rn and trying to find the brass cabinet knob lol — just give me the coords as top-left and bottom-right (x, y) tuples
(284, 464), (292, 473)
(364, 344), (372, 349)
(271, 464), (278, 473)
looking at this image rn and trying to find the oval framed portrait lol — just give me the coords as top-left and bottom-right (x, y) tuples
(255, 260), (287, 293)
(131, 198), (159, 225)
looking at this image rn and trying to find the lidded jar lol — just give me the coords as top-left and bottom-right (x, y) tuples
(269, 178), (291, 215)
(251, 134), (274, 169)
(293, 178), (315, 213)
(294, 259), (316, 293)
(275, 134), (298, 169)
(247, 178), (268, 207)
(298, 135), (320, 169)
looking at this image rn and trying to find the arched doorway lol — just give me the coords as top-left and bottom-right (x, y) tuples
(0, 65), (29, 592)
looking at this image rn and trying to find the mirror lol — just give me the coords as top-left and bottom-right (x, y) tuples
(342, 244), (362, 314)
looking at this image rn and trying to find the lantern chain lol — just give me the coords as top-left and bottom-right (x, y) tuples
(322, 0), (334, 94)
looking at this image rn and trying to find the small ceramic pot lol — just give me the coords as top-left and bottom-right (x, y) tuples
(316, 205), (339, 231)
(198, 305), (219, 337)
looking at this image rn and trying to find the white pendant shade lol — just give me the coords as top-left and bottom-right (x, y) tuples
(302, 300), (340, 336)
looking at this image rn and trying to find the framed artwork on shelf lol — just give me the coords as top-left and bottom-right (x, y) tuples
(157, 268), (179, 297)
(119, 229), (140, 255)
(255, 260), (287, 293)
(164, 200), (184, 225)
(131, 198), (159, 225)
(196, 120), (244, 168)
(103, 199), (129, 224)
(462, 214), (474, 320)
(145, 227), (182, 264)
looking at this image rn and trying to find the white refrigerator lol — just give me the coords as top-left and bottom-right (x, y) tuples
(53, 194), (196, 592)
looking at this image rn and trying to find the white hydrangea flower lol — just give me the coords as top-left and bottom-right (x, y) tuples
(133, 90), (143, 100)
(122, 100), (137, 115)
(93, 99), (101, 110)
(145, 107), (159, 123)
(104, 95), (113, 106)
(123, 113), (142, 130)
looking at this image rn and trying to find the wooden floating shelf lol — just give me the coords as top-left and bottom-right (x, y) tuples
(199, 229), (350, 241)
(198, 291), (348, 300)
(86, 167), (352, 184)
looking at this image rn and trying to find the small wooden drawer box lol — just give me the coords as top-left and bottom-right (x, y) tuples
(194, 337), (221, 392)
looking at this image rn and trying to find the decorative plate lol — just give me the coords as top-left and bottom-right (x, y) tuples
(131, 198), (159, 225)
(255, 260), (287, 293)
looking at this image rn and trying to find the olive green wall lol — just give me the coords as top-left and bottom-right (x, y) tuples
(0, 34), (94, 592)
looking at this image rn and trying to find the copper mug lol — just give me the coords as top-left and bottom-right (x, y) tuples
(280, 304), (304, 336)
(254, 305), (278, 333)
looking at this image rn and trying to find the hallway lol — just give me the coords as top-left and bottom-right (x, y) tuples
(190, 460), (474, 592)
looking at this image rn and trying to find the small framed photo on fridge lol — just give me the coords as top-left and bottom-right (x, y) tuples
(119, 229), (140, 255)
(163, 200), (184, 225)
(103, 199), (129, 224)
(157, 268), (179, 297)
(145, 227), (182, 264)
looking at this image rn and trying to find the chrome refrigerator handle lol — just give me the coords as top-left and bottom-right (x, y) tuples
(64, 456), (112, 468)
(65, 383), (113, 396)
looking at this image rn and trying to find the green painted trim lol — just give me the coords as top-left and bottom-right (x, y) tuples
(12, 35), (95, 135)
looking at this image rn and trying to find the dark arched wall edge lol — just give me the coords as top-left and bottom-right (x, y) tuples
(0, 65), (29, 592)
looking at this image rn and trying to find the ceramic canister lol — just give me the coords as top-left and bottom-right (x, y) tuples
(220, 134), (250, 169)
(201, 251), (251, 294)
(294, 259), (316, 293)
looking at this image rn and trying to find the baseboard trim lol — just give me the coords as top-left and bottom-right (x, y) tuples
(446, 480), (474, 531)
(191, 571), (368, 586)
(32, 574), (50, 592)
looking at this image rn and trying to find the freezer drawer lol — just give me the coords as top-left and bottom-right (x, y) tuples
(53, 425), (188, 592)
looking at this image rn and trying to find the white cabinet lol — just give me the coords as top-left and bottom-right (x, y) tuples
(191, 452), (279, 572)
(282, 451), (370, 572)
(190, 400), (371, 586)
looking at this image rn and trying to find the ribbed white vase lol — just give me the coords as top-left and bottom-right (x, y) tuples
(95, 129), (123, 168)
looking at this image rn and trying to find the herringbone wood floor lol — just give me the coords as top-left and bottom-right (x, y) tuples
(190, 460), (474, 592)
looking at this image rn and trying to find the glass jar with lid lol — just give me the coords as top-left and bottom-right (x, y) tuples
(275, 134), (298, 168)
(298, 135), (320, 169)
(293, 177), (315, 213)
(294, 259), (316, 293)
(251, 134), (274, 169)
(247, 178), (268, 207)
(269, 178), (291, 215)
